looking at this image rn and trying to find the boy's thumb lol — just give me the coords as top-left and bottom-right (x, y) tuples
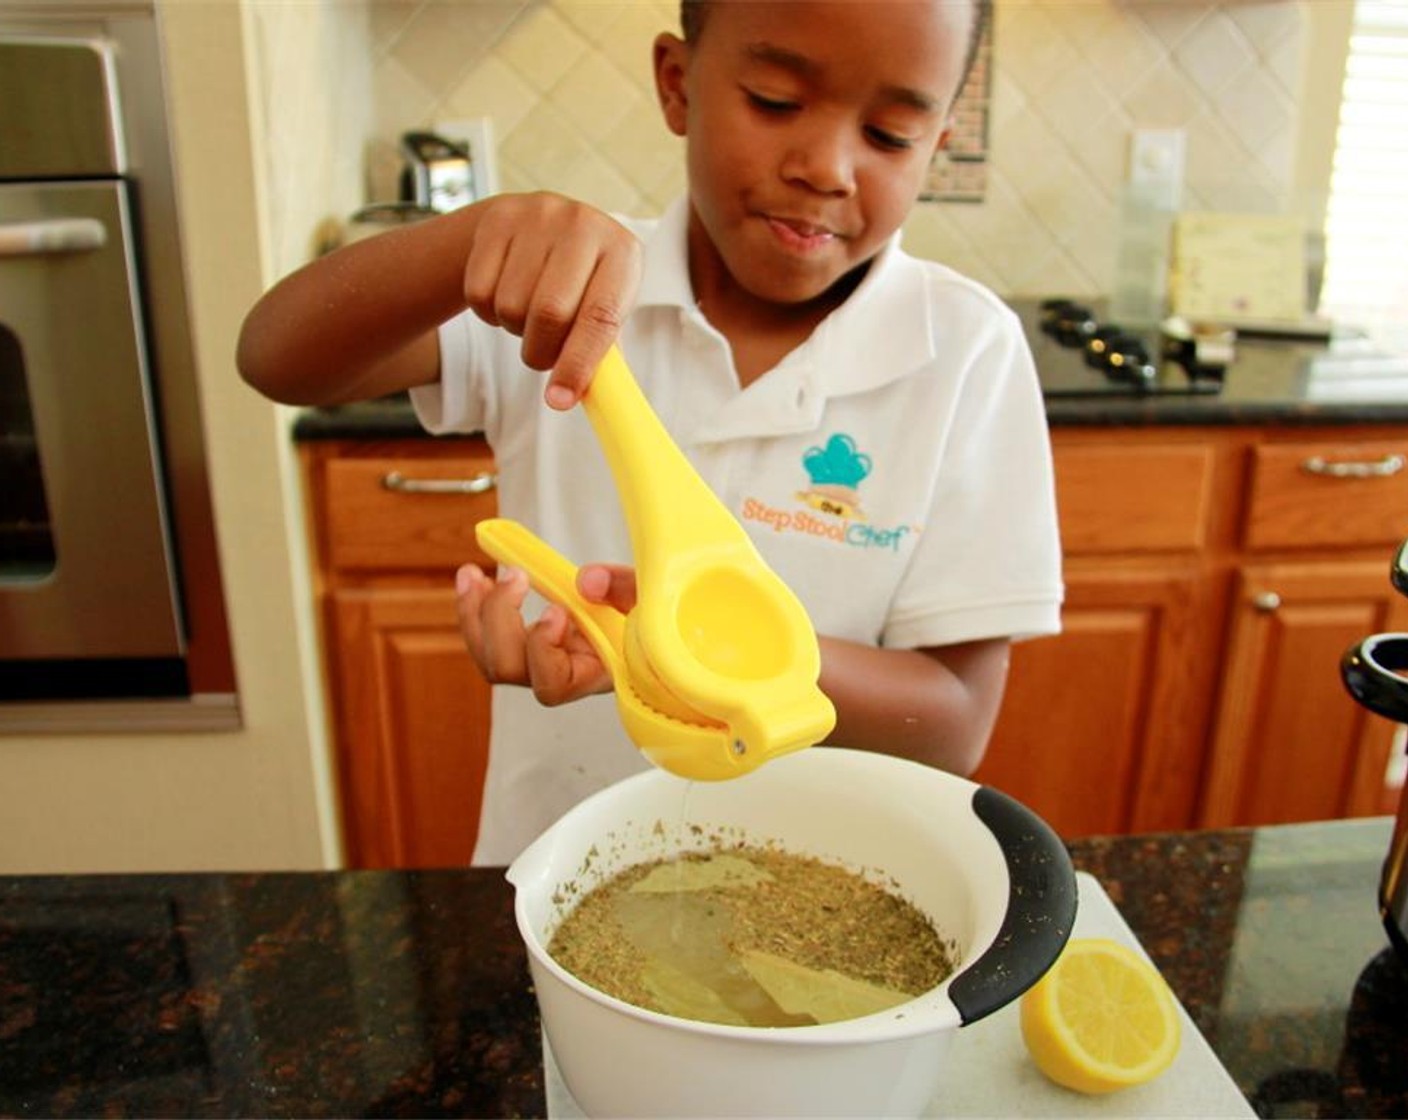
(577, 564), (638, 612)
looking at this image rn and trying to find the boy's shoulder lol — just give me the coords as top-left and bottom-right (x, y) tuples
(883, 242), (1019, 327)
(833, 239), (1024, 360)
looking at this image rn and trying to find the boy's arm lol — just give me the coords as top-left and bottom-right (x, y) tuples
(817, 637), (1010, 776)
(455, 559), (1009, 777)
(236, 193), (641, 407)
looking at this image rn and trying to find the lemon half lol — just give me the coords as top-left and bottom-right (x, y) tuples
(1020, 937), (1182, 1095)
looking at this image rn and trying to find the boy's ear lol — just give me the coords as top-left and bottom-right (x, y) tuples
(653, 32), (690, 137)
(932, 117), (954, 156)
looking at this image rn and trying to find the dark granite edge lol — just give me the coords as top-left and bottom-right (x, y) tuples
(293, 395), (1408, 441)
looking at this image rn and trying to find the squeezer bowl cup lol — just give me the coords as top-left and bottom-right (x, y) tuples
(626, 554), (836, 773)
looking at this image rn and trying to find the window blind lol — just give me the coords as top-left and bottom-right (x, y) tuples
(1319, 0), (1408, 327)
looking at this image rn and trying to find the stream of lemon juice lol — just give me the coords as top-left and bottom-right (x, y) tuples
(609, 778), (812, 1027)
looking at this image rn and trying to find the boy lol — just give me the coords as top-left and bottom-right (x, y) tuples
(238, 0), (1062, 865)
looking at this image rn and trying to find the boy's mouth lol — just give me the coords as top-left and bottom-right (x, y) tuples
(765, 216), (838, 253)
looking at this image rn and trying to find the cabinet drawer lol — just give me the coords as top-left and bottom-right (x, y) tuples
(1244, 442), (1408, 551)
(322, 454), (499, 571)
(1054, 444), (1214, 554)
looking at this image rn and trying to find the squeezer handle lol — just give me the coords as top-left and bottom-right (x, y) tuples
(584, 347), (753, 568)
(474, 518), (628, 680)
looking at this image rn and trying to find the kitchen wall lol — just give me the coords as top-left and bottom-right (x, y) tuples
(0, 1), (340, 874)
(347, 0), (1329, 299)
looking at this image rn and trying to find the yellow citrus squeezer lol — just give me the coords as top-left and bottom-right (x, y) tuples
(474, 345), (835, 781)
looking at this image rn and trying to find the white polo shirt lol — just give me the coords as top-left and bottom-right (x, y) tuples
(413, 196), (1063, 866)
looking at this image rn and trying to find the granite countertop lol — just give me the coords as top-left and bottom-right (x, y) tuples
(291, 311), (1408, 441)
(0, 817), (1403, 1118)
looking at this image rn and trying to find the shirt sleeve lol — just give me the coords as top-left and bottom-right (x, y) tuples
(882, 298), (1064, 649)
(410, 310), (491, 436)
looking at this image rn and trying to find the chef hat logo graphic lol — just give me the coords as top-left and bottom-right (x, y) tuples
(803, 434), (872, 490)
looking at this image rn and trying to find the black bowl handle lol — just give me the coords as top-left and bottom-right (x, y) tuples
(1341, 633), (1408, 724)
(949, 786), (1078, 1025)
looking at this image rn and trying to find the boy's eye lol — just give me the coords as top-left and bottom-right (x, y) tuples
(745, 90), (798, 113)
(866, 126), (914, 152)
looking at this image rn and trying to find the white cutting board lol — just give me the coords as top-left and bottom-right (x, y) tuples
(928, 871), (1252, 1117)
(543, 872), (1254, 1118)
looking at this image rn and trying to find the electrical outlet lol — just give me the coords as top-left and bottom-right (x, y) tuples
(1128, 128), (1185, 212)
(436, 116), (499, 200)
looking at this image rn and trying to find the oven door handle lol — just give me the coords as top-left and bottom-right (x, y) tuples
(0, 218), (107, 257)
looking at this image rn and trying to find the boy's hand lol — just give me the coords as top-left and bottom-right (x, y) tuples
(461, 193), (642, 409)
(454, 561), (639, 706)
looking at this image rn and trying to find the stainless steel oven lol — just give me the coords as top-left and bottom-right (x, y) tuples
(0, 12), (234, 709)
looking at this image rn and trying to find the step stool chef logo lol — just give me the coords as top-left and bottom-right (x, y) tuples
(741, 433), (918, 553)
(801, 433), (871, 518)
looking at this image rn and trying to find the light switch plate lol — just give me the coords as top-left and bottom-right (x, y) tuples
(436, 116), (499, 199)
(1129, 128), (1185, 211)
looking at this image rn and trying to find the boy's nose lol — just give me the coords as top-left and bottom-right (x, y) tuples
(780, 125), (857, 197)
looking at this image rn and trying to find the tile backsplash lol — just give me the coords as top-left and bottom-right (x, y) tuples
(251, 1), (1311, 301)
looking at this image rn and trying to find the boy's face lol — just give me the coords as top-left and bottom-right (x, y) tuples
(656, 0), (974, 310)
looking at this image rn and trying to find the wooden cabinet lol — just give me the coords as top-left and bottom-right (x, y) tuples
(301, 438), (499, 868)
(1199, 561), (1408, 826)
(977, 564), (1213, 837)
(976, 424), (1408, 839)
(304, 424), (1408, 863)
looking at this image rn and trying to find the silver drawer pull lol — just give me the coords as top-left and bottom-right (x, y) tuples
(381, 469), (497, 495)
(1301, 453), (1406, 479)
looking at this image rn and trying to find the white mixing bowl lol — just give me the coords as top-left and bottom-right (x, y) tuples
(508, 747), (1076, 1118)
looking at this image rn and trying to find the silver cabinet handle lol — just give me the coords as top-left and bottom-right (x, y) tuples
(0, 218), (107, 257)
(1252, 591), (1281, 612)
(381, 469), (496, 495)
(1301, 453), (1406, 479)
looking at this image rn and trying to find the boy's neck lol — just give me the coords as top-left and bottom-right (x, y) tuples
(686, 223), (870, 390)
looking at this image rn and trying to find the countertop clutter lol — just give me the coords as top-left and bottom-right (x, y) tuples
(0, 816), (1404, 1118)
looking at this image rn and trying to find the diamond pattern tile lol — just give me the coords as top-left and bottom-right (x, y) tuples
(346, 0), (1308, 301)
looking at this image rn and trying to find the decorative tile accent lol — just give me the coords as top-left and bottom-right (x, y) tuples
(921, 18), (992, 204)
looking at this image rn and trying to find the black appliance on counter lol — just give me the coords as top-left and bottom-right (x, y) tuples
(1010, 298), (1226, 399)
(1340, 537), (1408, 965)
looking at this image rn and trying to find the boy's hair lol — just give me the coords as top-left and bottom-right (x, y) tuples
(680, 0), (993, 92)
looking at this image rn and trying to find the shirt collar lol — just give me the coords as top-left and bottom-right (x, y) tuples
(636, 195), (697, 312)
(635, 197), (939, 394)
(810, 234), (938, 397)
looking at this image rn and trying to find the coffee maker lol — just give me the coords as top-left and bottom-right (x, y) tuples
(398, 131), (474, 213)
(1341, 537), (1408, 961)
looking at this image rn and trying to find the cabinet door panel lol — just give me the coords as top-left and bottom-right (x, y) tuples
(1199, 562), (1408, 827)
(978, 567), (1211, 838)
(329, 588), (490, 868)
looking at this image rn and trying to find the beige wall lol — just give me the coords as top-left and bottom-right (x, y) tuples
(361, 0), (1348, 299)
(0, 1), (340, 874)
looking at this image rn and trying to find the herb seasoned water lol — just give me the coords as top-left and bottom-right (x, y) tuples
(547, 846), (955, 1028)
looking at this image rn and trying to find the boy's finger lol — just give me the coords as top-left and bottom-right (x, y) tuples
(454, 563), (493, 658)
(519, 242), (601, 374)
(525, 606), (612, 705)
(524, 605), (574, 705)
(491, 234), (554, 338)
(545, 248), (641, 409)
(461, 222), (513, 329)
(475, 567), (532, 684)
